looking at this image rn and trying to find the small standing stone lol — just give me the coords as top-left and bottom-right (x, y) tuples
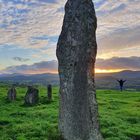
(7, 86), (16, 101)
(24, 86), (39, 105)
(47, 84), (52, 101)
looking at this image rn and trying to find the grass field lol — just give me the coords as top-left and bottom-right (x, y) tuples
(0, 85), (140, 140)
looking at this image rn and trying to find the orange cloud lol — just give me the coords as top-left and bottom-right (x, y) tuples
(23, 68), (58, 75)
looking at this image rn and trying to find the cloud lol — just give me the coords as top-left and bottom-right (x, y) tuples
(96, 57), (140, 70)
(0, 60), (58, 74)
(0, 0), (64, 50)
(0, 64), (4, 70)
(97, 26), (140, 58)
(94, 0), (140, 58)
(1, 56), (140, 74)
(0, 0), (140, 70)
(13, 57), (30, 62)
(1, 0), (139, 51)
(37, 0), (58, 4)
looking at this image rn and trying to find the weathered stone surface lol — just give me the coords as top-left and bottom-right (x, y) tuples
(56, 0), (102, 140)
(7, 87), (16, 101)
(24, 86), (39, 105)
(47, 84), (52, 101)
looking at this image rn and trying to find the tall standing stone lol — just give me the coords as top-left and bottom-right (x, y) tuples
(7, 86), (16, 101)
(24, 86), (39, 105)
(47, 84), (52, 101)
(56, 0), (102, 140)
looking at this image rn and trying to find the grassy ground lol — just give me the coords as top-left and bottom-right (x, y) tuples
(0, 85), (140, 140)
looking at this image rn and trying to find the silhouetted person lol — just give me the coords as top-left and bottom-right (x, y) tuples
(117, 79), (126, 91)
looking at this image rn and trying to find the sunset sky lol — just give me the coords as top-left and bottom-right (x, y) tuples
(0, 0), (140, 74)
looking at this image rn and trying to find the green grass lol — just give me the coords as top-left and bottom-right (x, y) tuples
(97, 90), (140, 140)
(0, 85), (140, 140)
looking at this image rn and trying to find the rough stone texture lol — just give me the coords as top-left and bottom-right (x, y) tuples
(47, 84), (52, 101)
(56, 0), (102, 140)
(24, 86), (39, 105)
(7, 87), (16, 101)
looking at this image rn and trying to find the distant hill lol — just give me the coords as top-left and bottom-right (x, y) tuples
(95, 70), (140, 90)
(96, 70), (140, 79)
(0, 70), (140, 90)
(0, 73), (59, 85)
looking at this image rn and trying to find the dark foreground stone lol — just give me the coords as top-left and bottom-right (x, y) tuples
(56, 0), (102, 140)
(7, 87), (16, 101)
(24, 86), (39, 105)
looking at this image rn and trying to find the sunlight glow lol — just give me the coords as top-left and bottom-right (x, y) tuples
(95, 69), (124, 73)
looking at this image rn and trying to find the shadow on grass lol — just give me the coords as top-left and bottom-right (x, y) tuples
(3, 97), (24, 104)
(20, 98), (53, 107)
(48, 132), (65, 140)
(39, 96), (54, 105)
(133, 135), (140, 140)
(10, 112), (27, 117)
(0, 120), (10, 126)
(20, 103), (39, 108)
